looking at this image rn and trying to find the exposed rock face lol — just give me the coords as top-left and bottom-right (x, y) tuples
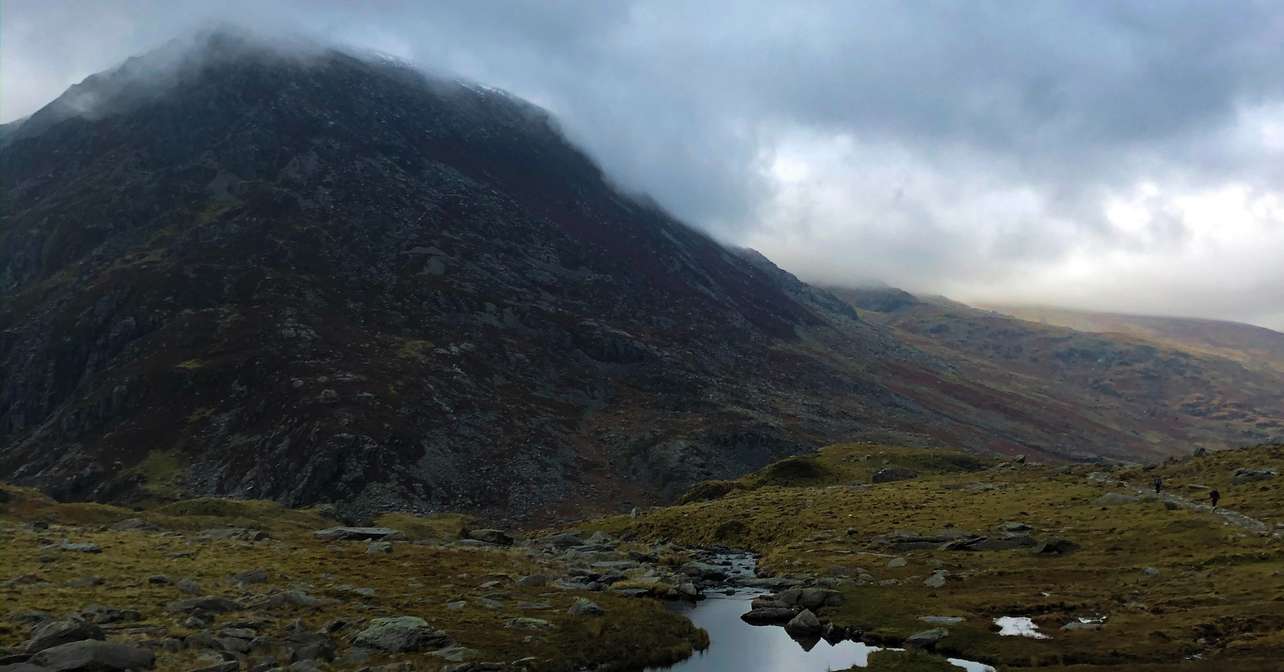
(0, 29), (869, 519)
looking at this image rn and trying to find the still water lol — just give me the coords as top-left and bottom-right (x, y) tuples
(649, 593), (996, 672)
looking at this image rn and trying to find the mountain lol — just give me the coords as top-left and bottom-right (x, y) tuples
(3, 29), (1282, 521)
(984, 304), (1284, 373)
(834, 288), (1284, 455)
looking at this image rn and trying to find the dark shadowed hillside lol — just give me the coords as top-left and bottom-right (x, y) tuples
(3, 30), (1283, 521)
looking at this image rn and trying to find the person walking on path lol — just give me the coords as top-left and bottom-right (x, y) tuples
(1210, 489), (1221, 509)
(1153, 477), (1163, 495)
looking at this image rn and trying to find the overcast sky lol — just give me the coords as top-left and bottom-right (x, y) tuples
(5, 1), (1284, 330)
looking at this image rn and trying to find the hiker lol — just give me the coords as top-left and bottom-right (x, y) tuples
(1153, 477), (1163, 495)
(1210, 489), (1220, 509)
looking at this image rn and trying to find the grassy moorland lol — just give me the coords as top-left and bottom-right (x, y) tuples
(0, 489), (706, 671)
(590, 443), (1284, 671)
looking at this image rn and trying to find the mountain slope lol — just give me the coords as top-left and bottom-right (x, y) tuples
(2, 31), (948, 521)
(834, 288), (1284, 456)
(3, 30), (1282, 521)
(984, 304), (1284, 374)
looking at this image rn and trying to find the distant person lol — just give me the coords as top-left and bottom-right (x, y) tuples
(1153, 477), (1163, 495)
(1210, 489), (1220, 509)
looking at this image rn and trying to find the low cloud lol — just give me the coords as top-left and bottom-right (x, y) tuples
(4, 1), (1284, 329)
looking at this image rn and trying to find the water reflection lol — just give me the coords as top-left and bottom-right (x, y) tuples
(650, 594), (995, 671)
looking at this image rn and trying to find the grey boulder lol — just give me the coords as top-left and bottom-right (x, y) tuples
(352, 617), (450, 652)
(30, 641), (155, 671)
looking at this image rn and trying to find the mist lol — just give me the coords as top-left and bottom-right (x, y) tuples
(5, 1), (1284, 330)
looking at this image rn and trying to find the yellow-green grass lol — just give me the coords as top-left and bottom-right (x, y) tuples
(588, 443), (1284, 670)
(0, 487), (706, 671)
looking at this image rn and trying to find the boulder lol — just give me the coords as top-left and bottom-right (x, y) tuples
(1032, 538), (1078, 555)
(198, 528), (268, 541)
(904, 628), (948, 649)
(567, 598), (604, 617)
(1061, 621), (1104, 631)
(165, 597), (243, 613)
(739, 608), (797, 625)
(58, 543), (101, 554)
(231, 569), (268, 584)
(77, 605), (139, 625)
(919, 616), (964, 625)
(312, 527), (397, 542)
(352, 617), (450, 652)
(923, 571), (948, 588)
(29, 641), (155, 671)
(25, 619), (104, 654)
(366, 541), (393, 555)
(465, 529), (514, 546)
(784, 609), (823, 638)
(1232, 468), (1277, 485)
(872, 467), (918, 484)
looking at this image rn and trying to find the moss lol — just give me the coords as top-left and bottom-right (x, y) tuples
(863, 650), (960, 671)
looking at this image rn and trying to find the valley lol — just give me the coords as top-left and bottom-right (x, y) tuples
(2, 442), (1281, 671)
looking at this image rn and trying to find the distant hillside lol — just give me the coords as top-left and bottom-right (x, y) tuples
(986, 304), (1284, 373)
(831, 287), (1284, 455)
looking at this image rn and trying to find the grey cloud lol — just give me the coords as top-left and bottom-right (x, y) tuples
(4, 1), (1284, 329)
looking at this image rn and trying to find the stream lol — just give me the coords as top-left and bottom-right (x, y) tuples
(647, 553), (995, 672)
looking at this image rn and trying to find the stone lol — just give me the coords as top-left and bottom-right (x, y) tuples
(1141, 567), (1160, 577)
(515, 575), (548, 588)
(904, 628), (949, 649)
(1033, 538), (1078, 555)
(176, 579), (203, 595)
(924, 571), (948, 588)
(78, 605), (140, 625)
(1000, 522), (1032, 533)
(1232, 468), (1277, 485)
(784, 609), (823, 638)
(429, 646), (479, 663)
(108, 519), (156, 532)
(198, 528), (269, 542)
(739, 606), (796, 629)
(567, 598), (604, 617)
(25, 619), (104, 654)
(30, 641), (155, 671)
(464, 529), (513, 546)
(366, 541), (393, 555)
(232, 569), (269, 584)
(58, 542), (101, 554)
(871, 467), (918, 483)
(504, 618), (553, 631)
(146, 576), (172, 586)
(189, 662), (238, 672)
(543, 533), (584, 548)
(1061, 621), (1103, 631)
(886, 557), (907, 568)
(351, 617), (450, 652)
(166, 597), (243, 613)
(312, 527), (397, 542)
(65, 577), (103, 589)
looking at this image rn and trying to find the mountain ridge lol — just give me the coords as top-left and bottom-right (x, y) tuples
(3, 29), (1282, 521)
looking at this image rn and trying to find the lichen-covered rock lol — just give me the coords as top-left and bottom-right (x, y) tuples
(351, 617), (450, 652)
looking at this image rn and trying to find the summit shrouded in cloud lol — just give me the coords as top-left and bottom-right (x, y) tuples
(4, 1), (1284, 330)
